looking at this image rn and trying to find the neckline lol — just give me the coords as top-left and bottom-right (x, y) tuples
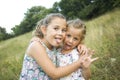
(40, 40), (56, 51)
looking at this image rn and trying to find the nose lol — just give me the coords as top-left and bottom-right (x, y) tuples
(58, 30), (62, 35)
(68, 38), (73, 43)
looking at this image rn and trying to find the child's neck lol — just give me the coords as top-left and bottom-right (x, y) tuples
(61, 48), (73, 54)
(42, 39), (53, 50)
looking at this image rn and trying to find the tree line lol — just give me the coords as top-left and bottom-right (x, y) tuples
(0, 0), (120, 41)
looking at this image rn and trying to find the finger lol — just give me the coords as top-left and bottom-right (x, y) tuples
(88, 49), (95, 57)
(79, 53), (87, 61)
(77, 44), (81, 51)
(79, 50), (83, 55)
(79, 50), (86, 56)
(90, 50), (95, 55)
(78, 47), (87, 53)
(81, 54), (89, 61)
(91, 57), (99, 62)
(89, 54), (92, 58)
(77, 44), (88, 52)
(85, 48), (90, 55)
(82, 50), (87, 55)
(80, 50), (85, 56)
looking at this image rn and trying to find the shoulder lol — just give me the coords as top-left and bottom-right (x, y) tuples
(30, 41), (45, 50)
(26, 41), (46, 57)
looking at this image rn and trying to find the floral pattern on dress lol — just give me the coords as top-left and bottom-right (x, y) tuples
(57, 48), (85, 80)
(19, 41), (57, 80)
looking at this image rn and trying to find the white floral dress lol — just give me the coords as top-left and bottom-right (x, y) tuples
(57, 48), (85, 80)
(19, 41), (57, 80)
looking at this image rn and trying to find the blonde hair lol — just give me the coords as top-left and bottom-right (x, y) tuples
(67, 19), (86, 41)
(33, 13), (66, 38)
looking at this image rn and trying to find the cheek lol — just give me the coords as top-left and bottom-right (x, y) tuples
(74, 41), (80, 46)
(64, 38), (70, 44)
(47, 30), (55, 36)
(63, 40), (68, 45)
(63, 33), (66, 38)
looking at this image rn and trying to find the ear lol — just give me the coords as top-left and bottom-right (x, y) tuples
(41, 25), (47, 35)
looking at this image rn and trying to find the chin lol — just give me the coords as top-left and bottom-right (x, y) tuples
(52, 44), (60, 47)
(63, 47), (70, 50)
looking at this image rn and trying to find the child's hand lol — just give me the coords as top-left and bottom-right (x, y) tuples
(81, 56), (98, 69)
(77, 44), (88, 55)
(80, 49), (99, 69)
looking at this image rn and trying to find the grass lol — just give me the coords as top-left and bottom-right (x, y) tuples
(0, 32), (32, 80)
(84, 8), (120, 80)
(0, 8), (120, 80)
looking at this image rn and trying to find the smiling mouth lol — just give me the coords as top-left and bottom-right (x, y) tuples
(64, 43), (71, 47)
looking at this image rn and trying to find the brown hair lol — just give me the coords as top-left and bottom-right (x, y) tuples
(33, 13), (66, 38)
(33, 19), (44, 38)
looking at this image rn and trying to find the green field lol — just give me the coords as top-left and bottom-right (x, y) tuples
(0, 8), (120, 80)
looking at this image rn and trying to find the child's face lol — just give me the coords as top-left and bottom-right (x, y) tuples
(44, 17), (67, 47)
(63, 27), (81, 51)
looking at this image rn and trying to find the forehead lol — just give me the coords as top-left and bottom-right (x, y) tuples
(67, 27), (81, 37)
(50, 18), (67, 28)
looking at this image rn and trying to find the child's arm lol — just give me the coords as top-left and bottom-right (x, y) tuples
(80, 49), (99, 80)
(82, 67), (91, 80)
(27, 41), (86, 79)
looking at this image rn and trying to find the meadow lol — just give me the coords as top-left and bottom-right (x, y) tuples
(0, 8), (120, 80)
